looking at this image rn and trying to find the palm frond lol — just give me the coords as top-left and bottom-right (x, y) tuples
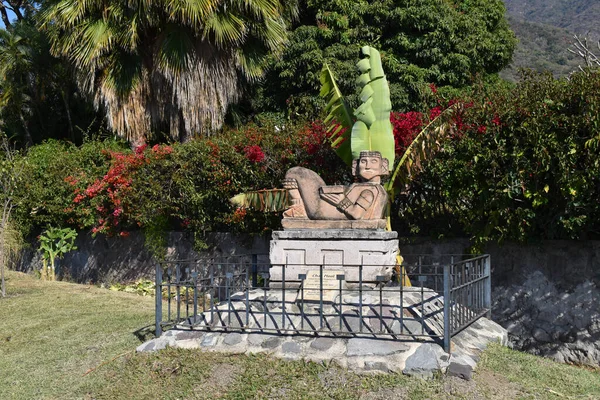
(230, 189), (290, 212)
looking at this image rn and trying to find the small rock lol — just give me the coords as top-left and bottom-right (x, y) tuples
(248, 333), (266, 346)
(447, 356), (474, 380)
(262, 336), (282, 349)
(201, 333), (220, 347)
(175, 330), (205, 340)
(282, 341), (302, 354)
(223, 333), (243, 346)
(364, 361), (389, 372)
(310, 337), (335, 351)
(347, 338), (409, 356)
(403, 343), (449, 379)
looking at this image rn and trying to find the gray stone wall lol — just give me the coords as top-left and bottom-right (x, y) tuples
(16, 231), (269, 283)
(15, 233), (600, 366)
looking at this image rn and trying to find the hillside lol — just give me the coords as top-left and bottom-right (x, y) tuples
(504, 0), (600, 41)
(501, 16), (582, 81)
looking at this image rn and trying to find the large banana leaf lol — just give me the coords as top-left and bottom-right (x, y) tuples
(385, 104), (459, 192)
(230, 189), (290, 212)
(319, 63), (354, 166)
(351, 46), (395, 168)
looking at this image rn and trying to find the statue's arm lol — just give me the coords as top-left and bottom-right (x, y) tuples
(335, 189), (375, 220)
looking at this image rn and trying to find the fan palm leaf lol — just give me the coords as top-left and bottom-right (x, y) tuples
(40, 0), (298, 144)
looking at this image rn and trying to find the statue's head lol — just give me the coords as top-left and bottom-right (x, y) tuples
(352, 151), (389, 183)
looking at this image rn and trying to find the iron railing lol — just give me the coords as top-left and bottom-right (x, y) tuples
(154, 254), (491, 353)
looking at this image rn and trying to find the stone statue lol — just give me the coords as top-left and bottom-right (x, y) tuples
(282, 151), (389, 224)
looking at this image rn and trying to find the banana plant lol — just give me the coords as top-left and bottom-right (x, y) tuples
(321, 48), (459, 229)
(39, 226), (78, 281)
(321, 46), (395, 169)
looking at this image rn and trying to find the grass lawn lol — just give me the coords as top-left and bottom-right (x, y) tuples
(1, 270), (599, 399)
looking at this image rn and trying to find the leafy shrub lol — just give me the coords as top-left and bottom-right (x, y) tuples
(398, 70), (600, 245)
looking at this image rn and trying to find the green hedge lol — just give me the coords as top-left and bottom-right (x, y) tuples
(398, 70), (600, 245)
(10, 70), (600, 249)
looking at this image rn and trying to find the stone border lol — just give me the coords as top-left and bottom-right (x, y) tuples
(137, 317), (507, 380)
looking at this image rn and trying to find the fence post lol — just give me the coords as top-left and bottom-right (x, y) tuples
(155, 261), (163, 337)
(484, 255), (492, 319)
(252, 254), (258, 288)
(443, 263), (451, 353)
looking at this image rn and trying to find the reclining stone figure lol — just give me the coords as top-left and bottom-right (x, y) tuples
(282, 151), (389, 222)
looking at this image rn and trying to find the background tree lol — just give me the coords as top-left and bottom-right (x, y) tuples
(0, 17), (100, 146)
(0, 134), (24, 297)
(251, 0), (516, 118)
(41, 0), (299, 146)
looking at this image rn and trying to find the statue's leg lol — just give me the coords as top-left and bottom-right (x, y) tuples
(283, 167), (326, 219)
(284, 167), (343, 219)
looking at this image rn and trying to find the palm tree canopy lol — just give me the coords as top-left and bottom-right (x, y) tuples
(40, 0), (298, 144)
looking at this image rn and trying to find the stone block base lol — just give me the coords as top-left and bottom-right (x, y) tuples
(269, 230), (398, 286)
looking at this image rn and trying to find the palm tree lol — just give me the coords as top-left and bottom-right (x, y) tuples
(40, 0), (298, 145)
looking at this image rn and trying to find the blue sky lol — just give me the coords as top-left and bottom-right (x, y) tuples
(0, 6), (17, 29)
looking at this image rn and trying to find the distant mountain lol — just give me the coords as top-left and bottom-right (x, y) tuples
(500, 16), (582, 81)
(500, 1), (599, 81)
(504, 0), (600, 41)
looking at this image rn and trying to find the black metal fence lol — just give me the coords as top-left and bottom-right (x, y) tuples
(154, 254), (491, 353)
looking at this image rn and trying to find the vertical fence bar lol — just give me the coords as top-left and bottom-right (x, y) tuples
(359, 265), (363, 333)
(176, 265), (181, 322)
(282, 263), (286, 330)
(484, 255), (491, 318)
(245, 264), (250, 328)
(192, 271), (198, 324)
(185, 267), (190, 321)
(319, 264), (324, 330)
(419, 256), (424, 334)
(155, 261), (163, 337)
(443, 263), (451, 353)
(252, 254), (258, 288)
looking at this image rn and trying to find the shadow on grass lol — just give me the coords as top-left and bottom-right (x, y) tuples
(133, 324), (156, 342)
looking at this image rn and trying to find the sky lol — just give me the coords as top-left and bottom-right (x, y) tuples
(0, 6), (17, 29)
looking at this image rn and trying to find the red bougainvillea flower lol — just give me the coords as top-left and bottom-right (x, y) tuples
(244, 145), (265, 163)
(391, 111), (424, 156)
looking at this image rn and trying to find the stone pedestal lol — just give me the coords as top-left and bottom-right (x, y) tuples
(269, 230), (398, 287)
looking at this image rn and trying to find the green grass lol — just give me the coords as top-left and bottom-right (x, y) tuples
(1, 270), (599, 399)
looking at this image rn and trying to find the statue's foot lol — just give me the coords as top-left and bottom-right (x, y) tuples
(282, 204), (308, 219)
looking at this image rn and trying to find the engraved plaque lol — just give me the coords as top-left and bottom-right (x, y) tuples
(299, 269), (346, 302)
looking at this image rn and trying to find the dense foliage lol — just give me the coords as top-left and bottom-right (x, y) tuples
(253, 0), (516, 118)
(11, 70), (600, 247)
(397, 70), (600, 245)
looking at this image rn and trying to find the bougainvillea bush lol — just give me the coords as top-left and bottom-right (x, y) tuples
(12, 120), (348, 245)
(397, 70), (600, 245)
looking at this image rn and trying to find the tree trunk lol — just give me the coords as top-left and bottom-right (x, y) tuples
(42, 258), (47, 280)
(0, 4), (11, 28)
(19, 111), (33, 147)
(60, 90), (75, 142)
